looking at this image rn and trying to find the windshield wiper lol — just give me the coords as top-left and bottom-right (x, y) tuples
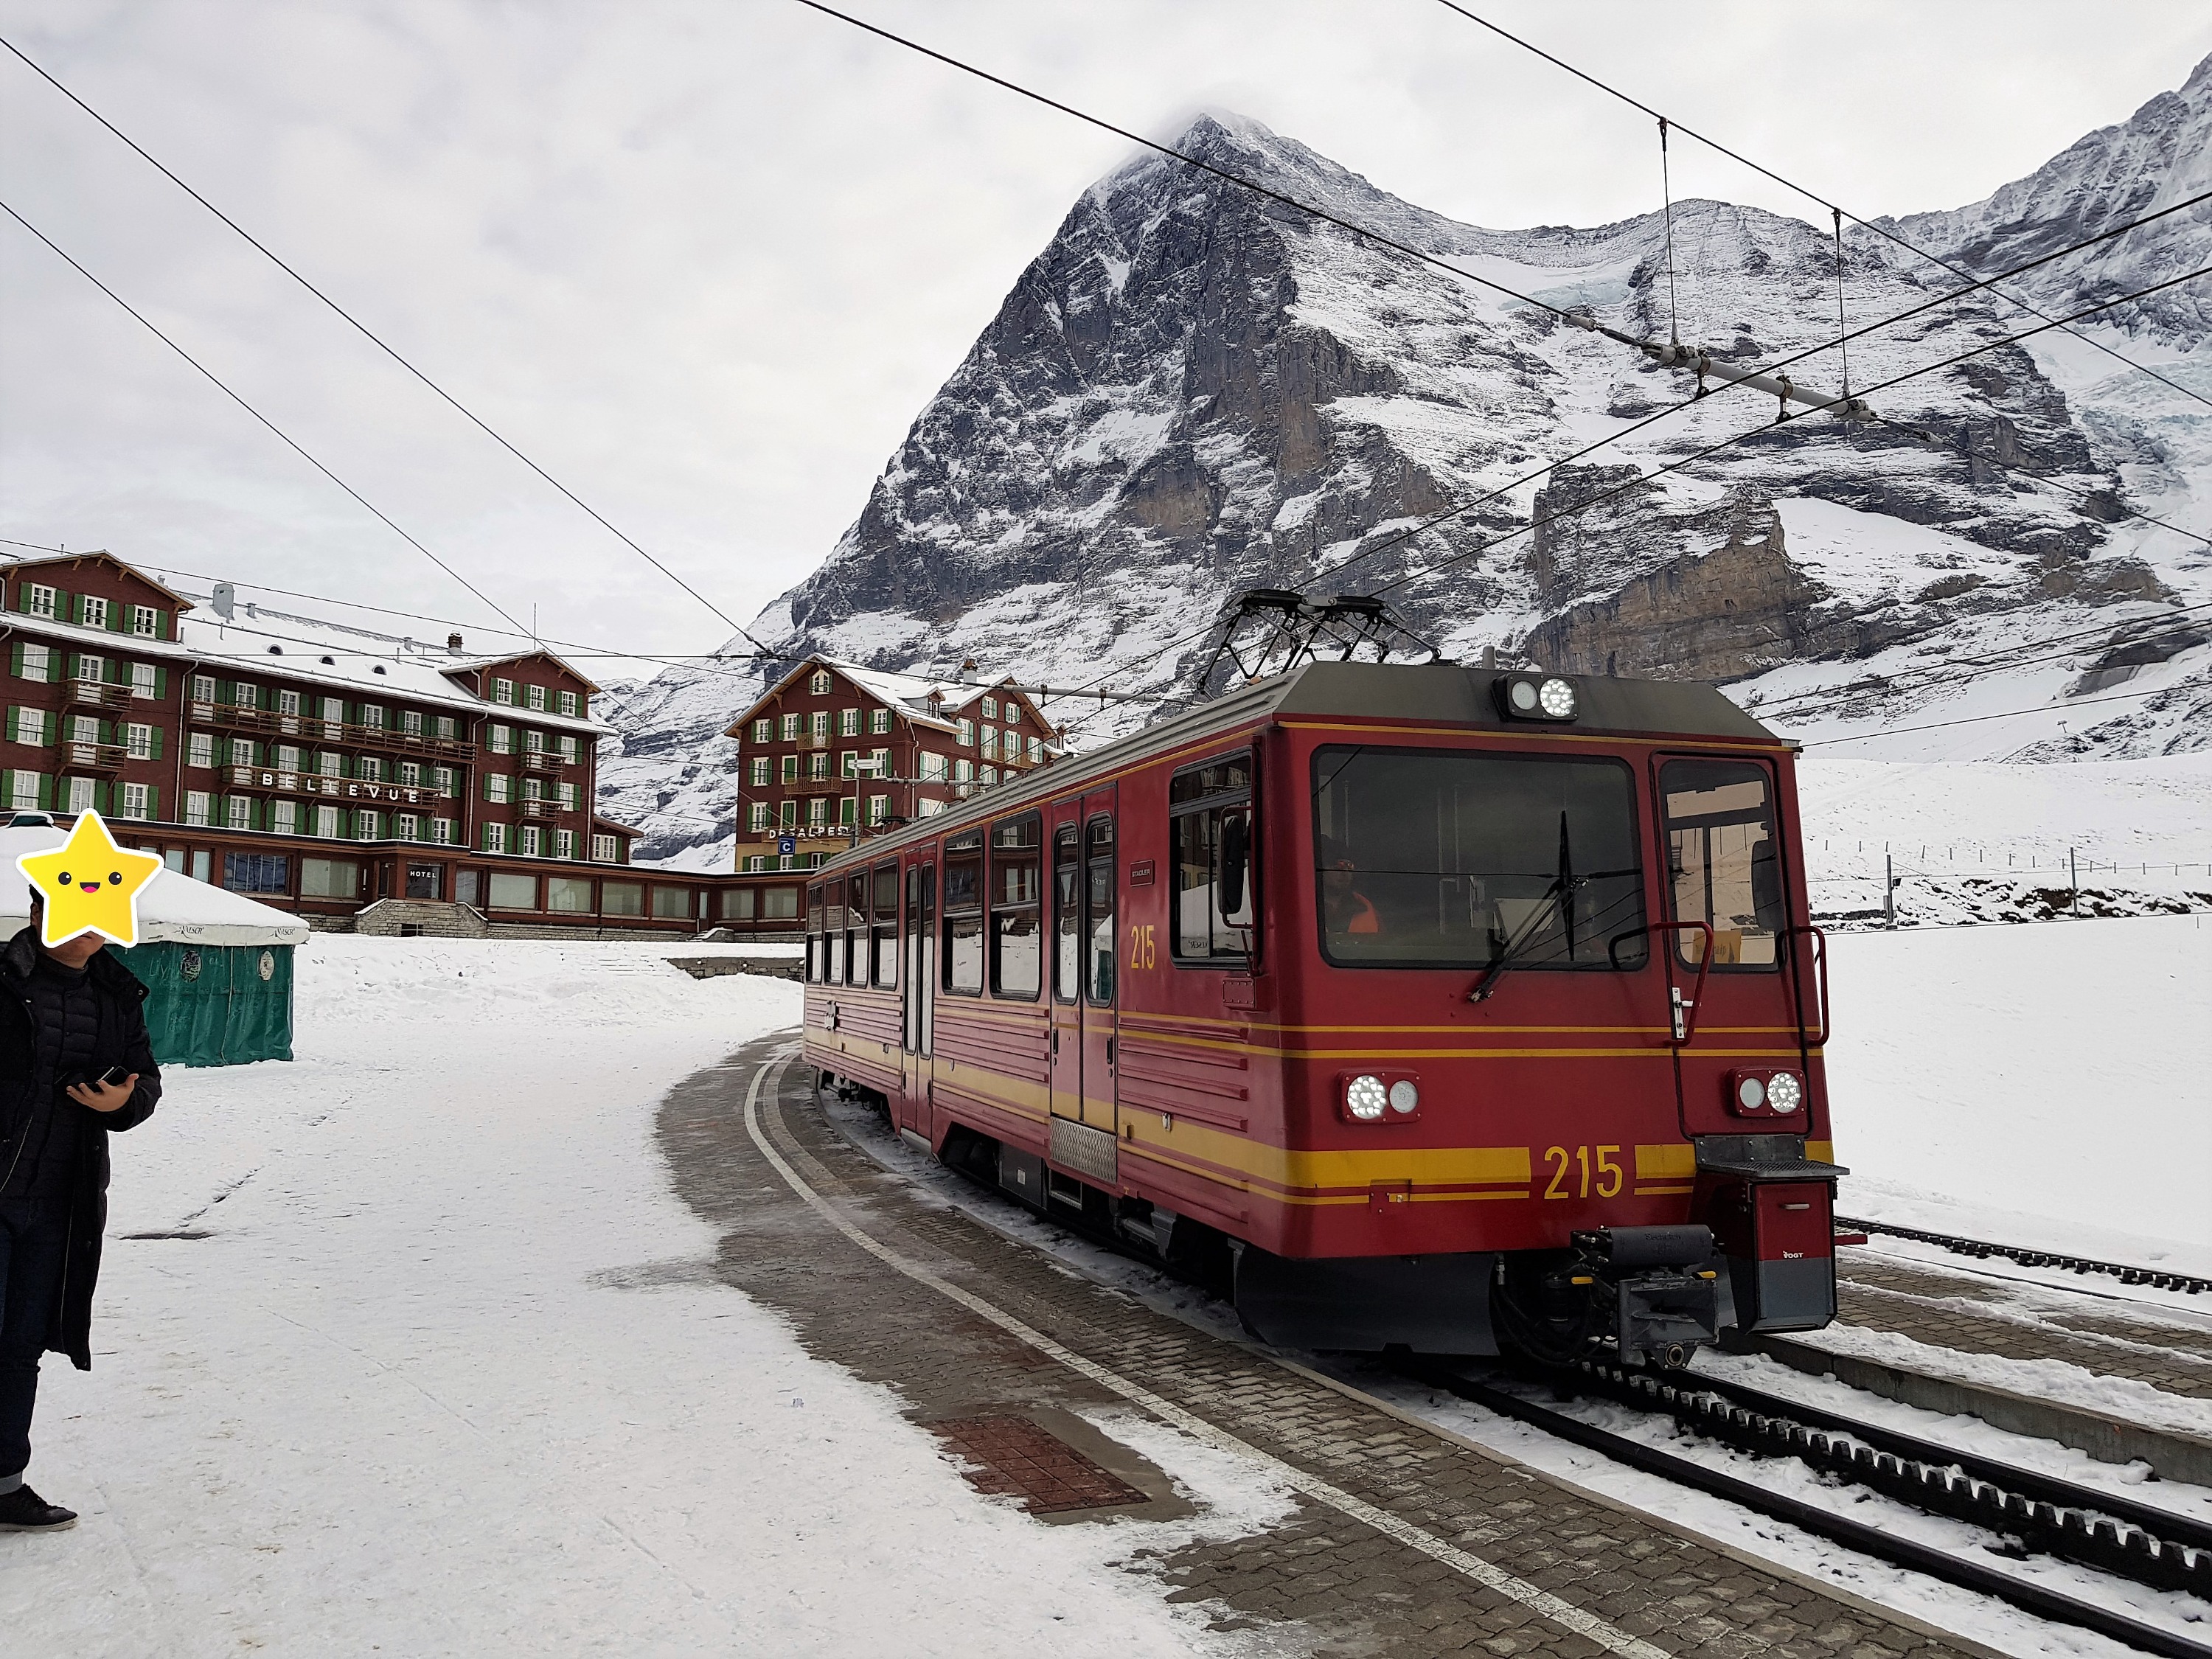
(1470, 813), (1577, 1004)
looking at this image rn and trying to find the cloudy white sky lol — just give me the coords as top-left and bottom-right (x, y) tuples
(3, 0), (2207, 676)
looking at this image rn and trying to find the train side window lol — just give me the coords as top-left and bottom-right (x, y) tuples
(942, 830), (984, 995)
(990, 814), (1043, 998)
(1084, 815), (1116, 1005)
(1169, 752), (1256, 961)
(845, 873), (868, 985)
(1051, 823), (1080, 1004)
(805, 882), (824, 981)
(1660, 759), (1784, 970)
(871, 860), (899, 990)
(824, 880), (846, 984)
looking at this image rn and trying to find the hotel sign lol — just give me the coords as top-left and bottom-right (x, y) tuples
(229, 766), (431, 805)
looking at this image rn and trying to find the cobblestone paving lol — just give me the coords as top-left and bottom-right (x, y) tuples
(1835, 1254), (2212, 1399)
(658, 1037), (1989, 1659)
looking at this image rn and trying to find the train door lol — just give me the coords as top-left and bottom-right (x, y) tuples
(1050, 787), (1121, 1185)
(1047, 807), (1083, 1127)
(1652, 754), (1810, 1139)
(900, 857), (934, 1134)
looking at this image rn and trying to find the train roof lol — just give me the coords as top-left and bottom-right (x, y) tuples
(813, 661), (1786, 877)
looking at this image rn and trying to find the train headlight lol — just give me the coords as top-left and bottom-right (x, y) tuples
(1388, 1079), (1419, 1115)
(1736, 1075), (1767, 1111)
(1345, 1074), (1388, 1121)
(1766, 1071), (1804, 1114)
(1495, 672), (1579, 723)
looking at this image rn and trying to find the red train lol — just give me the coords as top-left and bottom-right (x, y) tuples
(804, 661), (1842, 1366)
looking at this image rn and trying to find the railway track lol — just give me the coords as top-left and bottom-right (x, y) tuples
(1400, 1357), (2212, 1659)
(1838, 1214), (2212, 1297)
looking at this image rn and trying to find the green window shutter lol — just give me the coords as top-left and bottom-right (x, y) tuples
(69, 594), (82, 625)
(110, 601), (126, 633)
(150, 727), (164, 761)
(91, 781), (108, 813)
(7, 643), (20, 676)
(146, 785), (160, 820)
(35, 774), (52, 810)
(66, 654), (80, 681)
(4, 709), (15, 744)
(154, 666), (168, 698)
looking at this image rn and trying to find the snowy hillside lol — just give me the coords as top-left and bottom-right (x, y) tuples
(604, 59), (2211, 869)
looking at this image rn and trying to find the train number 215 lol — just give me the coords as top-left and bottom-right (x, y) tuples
(1127, 923), (1158, 970)
(1543, 1144), (1624, 1200)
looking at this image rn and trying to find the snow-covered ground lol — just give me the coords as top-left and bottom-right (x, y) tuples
(0, 938), (1283, 1658)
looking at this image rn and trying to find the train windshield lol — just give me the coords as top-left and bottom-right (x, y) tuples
(1312, 746), (1646, 968)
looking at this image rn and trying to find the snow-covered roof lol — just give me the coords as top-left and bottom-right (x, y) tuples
(7, 591), (613, 736)
(0, 824), (310, 946)
(726, 655), (1060, 742)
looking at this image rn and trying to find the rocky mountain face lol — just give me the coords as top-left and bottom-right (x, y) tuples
(603, 58), (2212, 869)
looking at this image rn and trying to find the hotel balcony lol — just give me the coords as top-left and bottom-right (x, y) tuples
(190, 700), (478, 762)
(519, 749), (570, 772)
(66, 681), (136, 713)
(60, 740), (126, 774)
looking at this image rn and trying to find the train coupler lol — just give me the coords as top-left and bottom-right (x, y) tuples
(1573, 1225), (1721, 1369)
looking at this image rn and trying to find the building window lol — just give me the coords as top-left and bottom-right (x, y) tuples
(274, 745), (302, 771)
(838, 796), (858, 827)
(271, 800), (298, 835)
(552, 828), (574, 859)
(487, 723), (515, 754)
(810, 711), (830, 742)
(226, 796), (252, 830)
(124, 723), (154, 760)
(808, 751), (830, 782)
(434, 766), (456, 796)
(360, 704), (386, 730)
(752, 717), (773, 743)
(560, 734), (580, 763)
(840, 751), (858, 779)
(486, 773), (512, 804)
(747, 801), (771, 832)
(16, 644), (52, 683)
(63, 777), (95, 813)
(869, 708), (891, 735)
(320, 696), (344, 723)
(807, 796), (828, 828)
(75, 655), (105, 684)
(483, 821), (508, 854)
(488, 872), (536, 909)
(435, 715), (457, 740)
(187, 672), (212, 703)
(317, 751), (342, 778)
(222, 853), (289, 895)
(981, 696), (998, 720)
(1028, 736), (1044, 765)
(869, 747), (888, 777)
(869, 794), (888, 824)
(780, 712), (801, 742)
(919, 752), (946, 782)
(397, 761), (421, 787)
(397, 709), (421, 736)
(780, 754), (799, 784)
(316, 804), (341, 838)
(395, 813), (420, 841)
(116, 782), (150, 818)
(749, 756), (771, 787)
(493, 678), (515, 705)
(557, 689), (580, 717)
(275, 688), (301, 717)
(358, 756), (383, 782)
(79, 597), (109, 630)
(838, 708), (860, 737)
(24, 585), (56, 619)
(980, 765), (998, 787)
(431, 818), (454, 845)
(355, 810), (380, 840)
(1004, 703), (1021, 728)
(591, 833), (619, 863)
(741, 855), (767, 873)
(555, 782), (577, 810)
(981, 726), (997, 760)
(518, 824), (542, 857)
(185, 790), (212, 826)
(958, 719), (974, 747)
(954, 758), (973, 784)
(779, 799), (799, 830)
(131, 663), (158, 700)
(525, 684), (546, 712)
(521, 728), (544, 756)
(299, 857), (358, 899)
(810, 669), (832, 695)
(7, 771), (39, 810)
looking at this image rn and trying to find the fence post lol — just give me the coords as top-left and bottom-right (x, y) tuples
(1885, 851), (1895, 928)
(2069, 846), (2079, 917)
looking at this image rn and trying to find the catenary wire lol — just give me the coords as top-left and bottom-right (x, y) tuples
(0, 34), (776, 656)
(1799, 684), (2188, 745)
(1422, 0), (2212, 416)
(0, 195), (535, 642)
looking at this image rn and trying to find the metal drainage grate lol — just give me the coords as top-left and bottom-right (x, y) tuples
(930, 1415), (1144, 1514)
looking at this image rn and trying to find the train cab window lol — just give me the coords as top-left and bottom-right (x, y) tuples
(844, 873), (868, 985)
(806, 883), (825, 981)
(942, 830), (984, 995)
(1170, 753), (1256, 961)
(1051, 824), (1080, 1004)
(1084, 815), (1116, 1004)
(990, 815), (1043, 998)
(1661, 759), (1784, 969)
(1312, 747), (1646, 969)
(871, 861), (900, 989)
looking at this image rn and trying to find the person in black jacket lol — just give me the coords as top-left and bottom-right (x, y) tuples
(0, 891), (160, 1531)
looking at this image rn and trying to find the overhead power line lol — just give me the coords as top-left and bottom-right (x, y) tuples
(0, 32), (776, 656)
(1800, 685), (2190, 747)
(1425, 0), (2212, 415)
(0, 195), (534, 641)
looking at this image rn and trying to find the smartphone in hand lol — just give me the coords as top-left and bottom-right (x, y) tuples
(98, 1065), (131, 1088)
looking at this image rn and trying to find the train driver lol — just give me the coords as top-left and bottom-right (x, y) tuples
(1319, 838), (1383, 937)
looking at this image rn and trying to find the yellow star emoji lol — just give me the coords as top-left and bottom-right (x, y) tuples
(16, 810), (164, 949)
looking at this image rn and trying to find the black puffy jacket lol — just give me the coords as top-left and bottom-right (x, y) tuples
(0, 928), (161, 1369)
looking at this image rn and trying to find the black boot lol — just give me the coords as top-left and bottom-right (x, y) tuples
(0, 1484), (77, 1530)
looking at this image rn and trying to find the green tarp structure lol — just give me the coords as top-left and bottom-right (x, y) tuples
(111, 941), (295, 1067)
(4, 821), (308, 1068)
